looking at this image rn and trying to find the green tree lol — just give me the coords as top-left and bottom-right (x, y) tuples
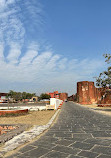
(15, 92), (22, 101)
(39, 93), (50, 101)
(22, 92), (27, 99)
(96, 54), (111, 88)
(103, 54), (111, 63)
(8, 90), (15, 98)
(8, 90), (36, 101)
(26, 93), (35, 99)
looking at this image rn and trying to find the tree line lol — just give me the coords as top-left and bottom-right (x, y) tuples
(7, 90), (51, 102)
(8, 90), (36, 101)
(96, 54), (111, 88)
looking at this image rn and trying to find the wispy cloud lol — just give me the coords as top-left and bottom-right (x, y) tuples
(0, 0), (107, 95)
(0, 46), (107, 94)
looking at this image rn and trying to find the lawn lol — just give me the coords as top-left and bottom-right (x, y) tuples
(0, 110), (56, 125)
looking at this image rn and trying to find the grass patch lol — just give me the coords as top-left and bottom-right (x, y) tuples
(0, 112), (29, 117)
(0, 110), (56, 125)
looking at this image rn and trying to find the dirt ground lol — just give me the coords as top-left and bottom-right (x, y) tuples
(79, 104), (111, 116)
(0, 110), (56, 125)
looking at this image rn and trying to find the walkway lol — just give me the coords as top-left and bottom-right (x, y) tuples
(6, 102), (111, 158)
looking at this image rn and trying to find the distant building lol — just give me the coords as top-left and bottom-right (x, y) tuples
(47, 92), (55, 98)
(30, 96), (38, 102)
(59, 93), (68, 101)
(47, 91), (59, 99)
(0, 93), (8, 103)
(47, 91), (68, 101)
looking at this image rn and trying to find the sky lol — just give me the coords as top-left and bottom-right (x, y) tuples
(0, 0), (110, 96)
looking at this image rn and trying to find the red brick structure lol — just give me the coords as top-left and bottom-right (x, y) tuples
(47, 93), (55, 98)
(47, 91), (59, 99)
(68, 94), (77, 102)
(98, 90), (111, 107)
(77, 81), (96, 104)
(68, 95), (75, 101)
(59, 93), (68, 101)
(0, 109), (28, 116)
(47, 91), (68, 101)
(54, 91), (59, 99)
(77, 81), (111, 106)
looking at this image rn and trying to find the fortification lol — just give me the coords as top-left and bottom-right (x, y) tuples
(77, 81), (96, 104)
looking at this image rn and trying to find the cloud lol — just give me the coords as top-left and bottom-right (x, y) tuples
(0, 43), (4, 60)
(0, 0), (25, 50)
(0, 40), (107, 95)
(0, 47), (106, 83)
(0, 0), (108, 95)
(7, 43), (21, 64)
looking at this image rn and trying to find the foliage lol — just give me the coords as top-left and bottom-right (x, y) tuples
(38, 93), (50, 101)
(8, 90), (36, 101)
(103, 54), (111, 63)
(96, 54), (111, 88)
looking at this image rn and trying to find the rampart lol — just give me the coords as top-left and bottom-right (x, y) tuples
(77, 81), (111, 106)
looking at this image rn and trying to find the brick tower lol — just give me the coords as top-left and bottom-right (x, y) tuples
(77, 81), (96, 104)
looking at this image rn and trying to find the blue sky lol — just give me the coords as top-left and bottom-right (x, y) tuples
(0, 0), (110, 95)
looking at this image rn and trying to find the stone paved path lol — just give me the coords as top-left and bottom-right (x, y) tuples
(6, 102), (111, 158)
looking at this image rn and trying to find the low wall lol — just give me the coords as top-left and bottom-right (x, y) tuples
(0, 106), (46, 111)
(50, 98), (63, 109)
(0, 109), (28, 116)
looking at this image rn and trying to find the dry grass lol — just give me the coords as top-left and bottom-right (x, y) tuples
(79, 104), (111, 116)
(0, 110), (56, 125)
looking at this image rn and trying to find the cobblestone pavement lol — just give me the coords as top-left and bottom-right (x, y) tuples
(6, 102), (111, 158)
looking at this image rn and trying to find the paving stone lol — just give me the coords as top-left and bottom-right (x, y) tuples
(70, 142), (94, 150)
(30, 142), (56, 149)
(55, 139), (74, 146)
(54, 133), (72, 138)
(91, 145), (111, 155)
(84, 138), (111, 146)
(63, 137), (87, 142)
(73, 133), (93, 139)
(38, 136), (59, 143)
(14, 147), (49, 158)
(52, 145), (81, 155)
(91, 131), (111, 138)
(42, 151), (69, 158)
(78, 150), (99, 158)
(18, 145), (38, 153)
(97, 154), (111, 158)
(4, 102), (111, 157)
(70, 130), (86, 133)
(5, 156), (17, 158)
(69, 155), (83, 158)
(6, 153), (22, 158)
